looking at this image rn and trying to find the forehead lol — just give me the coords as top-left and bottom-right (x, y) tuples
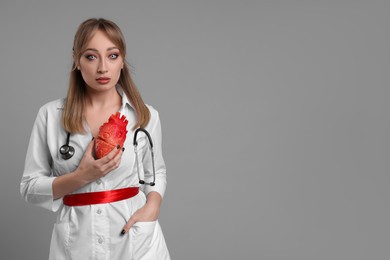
(85, 30), (118, 50)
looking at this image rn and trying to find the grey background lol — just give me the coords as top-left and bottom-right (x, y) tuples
(0, 0), (389, 259)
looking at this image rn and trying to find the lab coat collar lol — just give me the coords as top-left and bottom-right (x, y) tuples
(116, 85), (135, 111)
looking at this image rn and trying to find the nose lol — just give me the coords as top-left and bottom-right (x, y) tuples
(97, 58), (108, 74)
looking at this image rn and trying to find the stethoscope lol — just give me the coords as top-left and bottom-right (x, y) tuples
(59, 133), (75, 160)
(59, 128), (156, 186)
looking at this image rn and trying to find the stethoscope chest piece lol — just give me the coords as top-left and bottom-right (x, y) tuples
(60, 132), (75, 160)
(59, 129), (156, 186)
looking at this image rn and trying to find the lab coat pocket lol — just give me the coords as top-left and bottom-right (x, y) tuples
(49, 222), (70, 259)
(131, 220), (157, 257)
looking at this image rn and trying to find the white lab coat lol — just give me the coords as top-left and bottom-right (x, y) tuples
(20, 87), (171, 260)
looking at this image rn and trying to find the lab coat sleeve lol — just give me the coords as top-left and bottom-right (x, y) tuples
(142, 109), (167, 198)
(20, 105), (62, 212)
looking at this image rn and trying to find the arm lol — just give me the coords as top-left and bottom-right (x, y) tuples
(121, 109), (167, 233)
(121, 192), (163, 235)
(20, 106), (59, 211)
(21, 105), (123, 209)
(142, 110), (167, 198)
(52, 141), (123, 200)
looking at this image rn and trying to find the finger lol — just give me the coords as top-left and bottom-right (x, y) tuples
(121, 217), (137, 235)
(98, 149), (123, 174)
(98, 144), (121, 164)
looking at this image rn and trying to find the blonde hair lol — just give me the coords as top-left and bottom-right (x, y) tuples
(62, 18), (150, 133)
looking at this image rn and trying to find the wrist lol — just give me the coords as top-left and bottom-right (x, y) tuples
(72, 168), (90, 186)
(146, 191), (162, 207)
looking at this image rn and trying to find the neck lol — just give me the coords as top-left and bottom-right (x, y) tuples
(85, 87), (121, 110)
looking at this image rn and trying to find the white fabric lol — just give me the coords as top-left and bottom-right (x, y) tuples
(20, 87), (170, 260)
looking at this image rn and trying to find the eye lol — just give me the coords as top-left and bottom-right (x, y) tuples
(85, 54), (97, 60)
(109, 53), (119, 59)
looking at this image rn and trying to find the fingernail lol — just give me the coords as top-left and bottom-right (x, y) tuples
(117, 145), (120, 149)
(122, 147), (125, 152)
(120, 229), (126, 235)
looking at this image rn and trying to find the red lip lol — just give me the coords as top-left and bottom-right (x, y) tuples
(96, 77), (111, 84)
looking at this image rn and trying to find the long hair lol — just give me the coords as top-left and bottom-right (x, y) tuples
(62, 18), (150, 133)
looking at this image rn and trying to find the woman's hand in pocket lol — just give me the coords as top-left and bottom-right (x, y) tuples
(121, 192), (162, 235)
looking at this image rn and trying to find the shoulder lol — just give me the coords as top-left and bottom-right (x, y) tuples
(37, 98), (65, 115)
(145, 104), (162, 130)
(34, 98), (65, 123)
(30, 98), (65, 131)
(145, 104), (160, 119)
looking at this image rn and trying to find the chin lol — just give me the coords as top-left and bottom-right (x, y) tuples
(86, 83), (117, 92)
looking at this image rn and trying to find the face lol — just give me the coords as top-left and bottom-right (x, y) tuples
(77, 30), (124, 92)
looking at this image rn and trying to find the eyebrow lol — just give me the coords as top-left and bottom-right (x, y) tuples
(83, 47), (119, 52)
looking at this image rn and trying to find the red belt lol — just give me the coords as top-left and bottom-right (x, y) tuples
(63, 187), (139, 206)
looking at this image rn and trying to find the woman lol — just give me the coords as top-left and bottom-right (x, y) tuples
(20, 18), (170, 260)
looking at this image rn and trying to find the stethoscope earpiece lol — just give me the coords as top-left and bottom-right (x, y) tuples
(138, 180), (155, 186)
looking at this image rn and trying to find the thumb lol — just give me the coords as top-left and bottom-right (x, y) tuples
(121, 217), (137, 235)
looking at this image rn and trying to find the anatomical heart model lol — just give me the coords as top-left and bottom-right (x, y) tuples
(94, 112), (128, 159)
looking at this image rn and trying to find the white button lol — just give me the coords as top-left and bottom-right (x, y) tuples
(97, 209), (102, 214)
(96, 179), (102, 185)
(98, 237), (104, 244)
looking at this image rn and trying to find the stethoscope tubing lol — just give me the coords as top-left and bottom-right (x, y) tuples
(133, 128), (156, 186)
